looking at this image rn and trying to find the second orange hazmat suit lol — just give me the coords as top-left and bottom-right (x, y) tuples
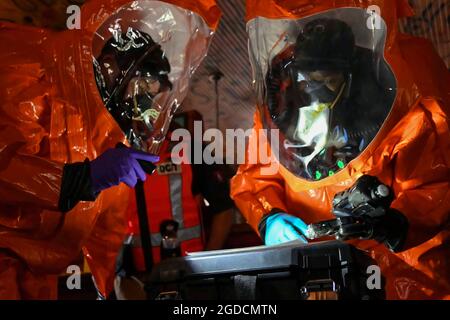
(0, 0), (220, 299)
(231, 0), (450, 299)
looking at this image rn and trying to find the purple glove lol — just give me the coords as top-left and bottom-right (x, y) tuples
(90, 147), (159, 193)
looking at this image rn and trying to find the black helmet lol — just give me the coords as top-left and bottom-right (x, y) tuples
(294, 18), (355, 71)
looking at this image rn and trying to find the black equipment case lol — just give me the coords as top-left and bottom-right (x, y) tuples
(144, 240), (384, 300)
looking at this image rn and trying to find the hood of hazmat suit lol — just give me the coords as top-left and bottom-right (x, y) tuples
(0, 0), (220, 299)
(231, 0), (450, 299)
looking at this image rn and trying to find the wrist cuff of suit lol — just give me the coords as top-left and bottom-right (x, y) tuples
(58, 159), (97, 213)
(374, 208), (409, 253)
(258, 208), (285, 243)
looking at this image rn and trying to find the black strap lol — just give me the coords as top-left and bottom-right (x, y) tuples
(59, 159), (97, 213)
(115, 142), (156, 272)
(135, 180), (153, 272)
(258, 208), (285, 243)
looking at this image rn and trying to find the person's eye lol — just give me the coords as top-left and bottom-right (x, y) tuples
(146, 78), (158, 84)
(299, 80), (309, 90)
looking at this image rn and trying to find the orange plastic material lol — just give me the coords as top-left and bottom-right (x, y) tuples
(232, 0), (450, 299)
(0, 0), (219, 299)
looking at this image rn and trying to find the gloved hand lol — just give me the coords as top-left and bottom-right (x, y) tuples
(90, 147), (159, 193)
(259, 210), (308, 246)
(331, 175), (409, 252)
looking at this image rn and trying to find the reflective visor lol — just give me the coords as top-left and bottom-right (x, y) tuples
(248, 8), (397, 181)
(92, 1), (213, 153)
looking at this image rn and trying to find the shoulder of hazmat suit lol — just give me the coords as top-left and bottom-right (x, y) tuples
(0, 0), (220, 299)
(231, 0), (450, 299)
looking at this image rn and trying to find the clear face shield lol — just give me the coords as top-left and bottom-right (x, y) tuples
(248, 8), (397, 181)
(93, 1), (213, 153)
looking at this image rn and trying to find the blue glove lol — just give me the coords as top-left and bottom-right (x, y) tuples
(262, 212), (308, 246)
(90, 147), (159, 193)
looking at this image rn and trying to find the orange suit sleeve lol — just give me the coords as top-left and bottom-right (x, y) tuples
(387, 97), (450, 250)
(0, 62), (63, 211)
(230, 112), (288, 234)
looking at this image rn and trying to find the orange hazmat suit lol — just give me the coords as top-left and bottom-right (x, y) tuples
(231, 0), (450, 300)
(0, 0), (220, 299)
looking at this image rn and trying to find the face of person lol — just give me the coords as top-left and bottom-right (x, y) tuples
(306, 71), (346, 93)
(123, 76), (161, 101)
